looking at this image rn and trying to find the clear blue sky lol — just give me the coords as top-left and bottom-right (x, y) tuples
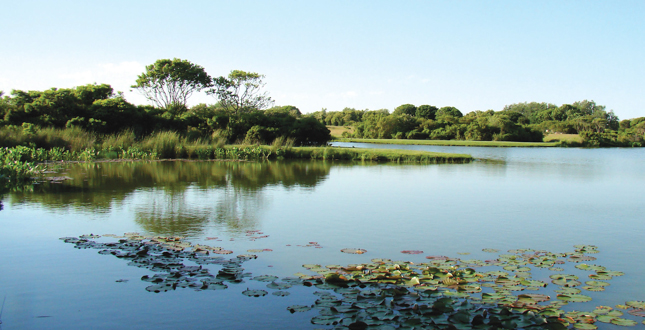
(2, 1), (644, 119)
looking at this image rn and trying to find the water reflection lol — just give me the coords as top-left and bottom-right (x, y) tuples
(4, 160), (331, 236)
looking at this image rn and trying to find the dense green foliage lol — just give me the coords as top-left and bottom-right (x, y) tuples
(309, 101), (644, 147)
(0, 85), (330, 146)
(311, 107), (542, 142)
(0, 147), (41, 190)
(0, 126), (466, 190)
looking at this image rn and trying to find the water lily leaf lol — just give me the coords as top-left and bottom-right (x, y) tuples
(574, 323), (598, 329)
(588, 273), (612, 280)
(610, 318), (638, 326)
(628, 309), (645, 317)
(626, 301), (645, 309)
(598, 270), (624, 277)
(272, 290), (290, 297)
(146, 283), (175, 293)
(557, 294), (592, 303)
(582, 286), (605, 292)
(302, 264), (322, 269)
(211, 249), (233, 255)
(252, 275), (279, 282)
(486, 271), (509, 277)
(596, 315), (615, 323)
(549, 267), (564, 272)
(246, 249), (272, 253)
(311, 314), (342, 325)
(400, 250), (423, 254)
(517, 294), (550, 303)
(242, 289), (267, 297)
(482, 248), (499, 253)
(267, 282), (292, 290)
(287, 305), (312, 313)
(585, 280), (610, 287)
(425, 255), (450, 260)
(341, 248), (367, 254)
(569, 255), (597, 262)
(520, 279), (547, 287)
(555, 287), (582, 295)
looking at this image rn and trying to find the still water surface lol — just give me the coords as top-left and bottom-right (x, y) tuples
(1, 145), (644, 329)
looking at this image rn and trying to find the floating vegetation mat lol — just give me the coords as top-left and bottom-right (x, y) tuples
(62, 235), (645, 329)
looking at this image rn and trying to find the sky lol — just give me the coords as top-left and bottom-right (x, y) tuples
(1, 1), (644, 119)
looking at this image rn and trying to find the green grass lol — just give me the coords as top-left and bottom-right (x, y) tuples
(336, 138), (560, 147)
(287, 146), (472, 163)
(544, 133), (583, 144)
(327, 125), (354, 139)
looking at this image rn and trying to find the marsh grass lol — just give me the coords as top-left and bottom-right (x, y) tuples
(288, 147), (472, 163)
(0, 126), (96, 151)
(0, 127), (473, 163)
(337, 138), (560, 147)
(99, 130), (137, 150)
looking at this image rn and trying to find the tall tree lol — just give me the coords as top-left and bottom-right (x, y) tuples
(208, 70), (273, 115)
(416, 105), (438, 119)
(393, 104), (416, 116)
(132, 58), (212, 109)
(436, 106), (463, 118)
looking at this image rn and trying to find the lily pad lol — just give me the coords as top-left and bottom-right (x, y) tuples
(557, 294), (592, 303)
(272, 291), (290, 297)
(341, 248), (367, 254)
(610, 318), (638, 326)
(582, 286), (605, 292)
(311, 315), (341, 325)
(626, 301), (645, 309)
(628, 309), (645, 317)
(242, 289), (268, 297)
(400, 250), (423, 254)
(252, 275), (279, 282)
(574, 323), (598, 329)
(287, 305), (312, 313)
(267, 282), (292, 290)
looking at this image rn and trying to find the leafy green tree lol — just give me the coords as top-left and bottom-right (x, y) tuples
(267, 105), (301, 118)
(132, 58), (212, 109)
(208, 70), (274, 115)
(393, 104), (416, 116)
(503, 102), (557, 124)
(416, 105), (438, 119)
(436, 106), (463, 118)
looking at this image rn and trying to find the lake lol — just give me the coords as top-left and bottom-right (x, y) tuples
(1, 144), (644, 329)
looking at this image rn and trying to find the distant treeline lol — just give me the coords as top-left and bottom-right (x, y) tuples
(0, 84), (331, 146)
(309, 101), (645, 147)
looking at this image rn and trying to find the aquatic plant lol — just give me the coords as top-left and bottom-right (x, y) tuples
(61, 234), (645, 329)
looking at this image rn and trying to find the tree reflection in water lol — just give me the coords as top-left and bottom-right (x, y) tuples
(4, 160), (331, 236)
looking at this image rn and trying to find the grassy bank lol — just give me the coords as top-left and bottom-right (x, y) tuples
(327, 125), (354, 139)
(288, 147), (472, 163)
(1, 127), (475, 189)
(544, 133), (583, 144)
(336, 138), (560, 147)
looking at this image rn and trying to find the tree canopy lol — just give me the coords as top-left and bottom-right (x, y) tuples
(208, 70), (273, 115)
(132, 58), (212, 109)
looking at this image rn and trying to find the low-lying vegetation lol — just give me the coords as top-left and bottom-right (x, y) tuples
(312, 101), (645, 147)
(336, 138), (560, 148)
(0, 127), (473, 190)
